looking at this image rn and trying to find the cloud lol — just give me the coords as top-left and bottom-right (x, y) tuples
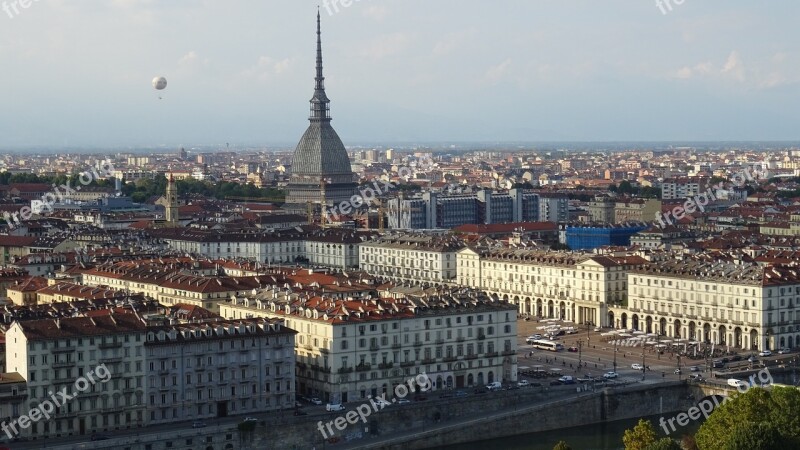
(672, 61), (714, 79)
(432, 30), (473, 56)
(241, 56), (295, 81)
(362, 5), (389, 21)
(359, 32), (411, 60)
(177, 51), (211, 72)
(721, 51), (744, 81)
(484, 58), (512, 84)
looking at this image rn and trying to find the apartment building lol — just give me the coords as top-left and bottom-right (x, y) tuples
(5, 314), (148, 440)
(619, 260), (800, 351)
(150, 227), (370, 269)
(458, 248), (646, 326)
(359, 234), (464, 285)
(614, 199), (661, 224)
(220, 290), (518, 404)
(144, 318), (296, 425)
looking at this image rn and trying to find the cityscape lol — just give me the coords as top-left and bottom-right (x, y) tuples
(1, 2), (800, 450)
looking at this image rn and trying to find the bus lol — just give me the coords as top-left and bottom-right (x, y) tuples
(530, 340), (564, 352)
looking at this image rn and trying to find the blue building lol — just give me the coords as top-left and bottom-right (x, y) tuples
(563, 223), (649, 250)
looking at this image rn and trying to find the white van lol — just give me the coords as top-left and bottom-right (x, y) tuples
(727, 378), (748, 388)
(485, 381), (502, 391)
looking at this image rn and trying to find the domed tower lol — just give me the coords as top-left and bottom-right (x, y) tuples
(284, 11), (357, 207)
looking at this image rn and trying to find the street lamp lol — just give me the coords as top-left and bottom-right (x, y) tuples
(578, 339), (583, 370)
(641, 342), (646, 381)
(613, 338), (618, 373)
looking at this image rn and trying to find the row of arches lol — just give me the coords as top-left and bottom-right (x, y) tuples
(608, 311), (775, 350)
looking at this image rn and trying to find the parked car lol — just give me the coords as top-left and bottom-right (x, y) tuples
(243, 417), (258, 423)
(309, 397), (323, 405)
(690, 366), (701, 372)
(558, 375), (575, 384)
(689, 374), (703, 381)
(759, 350), (773, 357)
(779, 348), (792, 354)
(594, 327), (602, 332)
(326, 403), (346, 412)
(730, 355), (743, 362)
(712, 361), (724, 368)
(631, 363), (644, 370)
(192, 420), (207, 428)
(567, 346), (579, 352)
(91, 433), (110, 441)
(603, 372), (618, 379)
(517, 380), (530, 387)
(748, 355), (758, 363)
(549, 380), (563, 386)
(674, 368), (682, 375)
(455, 390), (468, 398)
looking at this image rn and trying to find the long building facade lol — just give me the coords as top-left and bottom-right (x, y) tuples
(220, 289), (518, 404)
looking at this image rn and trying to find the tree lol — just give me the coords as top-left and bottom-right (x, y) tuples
(623, 419), (658, 450)
(618, 180), (635, 195)
(552, 441), (572, 450)
(695, 386), (800, 450)
(608, 183), (618, 193)
(645, 438), (681, 450)
(724, 422), (793, 450)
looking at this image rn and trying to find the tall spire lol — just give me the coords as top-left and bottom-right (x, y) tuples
(310, 9), (331, 121)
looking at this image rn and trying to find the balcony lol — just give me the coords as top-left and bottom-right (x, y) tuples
(99, 342), (122, 349)
(51, 346), (76, 354)
(391, 343), (401, 349)
(369, 345), (380, 351)
(52, 360), (76, 368)
(421, 358), (435, 365)
(378, 362), (394, 370)
(319, 347), (329, 354)
(413, 341), (423, 347)
(355, 363), (372, 372)
(400, 361), (415, 368)
(456, 337), (465, 342)
(101, 356), (123, 364)
(464, 354), (478, 360)
(194, 365), (206, 371)
(443, 356), (457, 363)
(484, 352), (499, 358)
(477, 335), (486, 341)
(502, 350), (516, 356)
(435, 339), (444, 345)
(337, 366), (354, 374)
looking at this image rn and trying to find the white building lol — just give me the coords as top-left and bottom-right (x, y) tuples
(5, 314), (147, 440)
(618, 260), (800, 351)
(220, 289), (518, 404)
(458, 247), (646, 326)
(359, 234), (464, 285)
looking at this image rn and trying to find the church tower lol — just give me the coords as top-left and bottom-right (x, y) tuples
(165, 173), (178, 227)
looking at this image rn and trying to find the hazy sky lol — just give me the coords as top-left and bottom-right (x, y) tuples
(1, 0), (799, 148)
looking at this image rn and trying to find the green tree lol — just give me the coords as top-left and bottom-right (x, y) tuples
(695, 386), (800, 450)
(623, 419), (658, 450)
(645, 438), (681, 450)
(724, 422), (793, 450)
(552, 441), (572, 450)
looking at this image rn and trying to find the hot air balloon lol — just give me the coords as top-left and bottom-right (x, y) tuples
(152, 76), (167, 99)
(152, 76), (167, 90)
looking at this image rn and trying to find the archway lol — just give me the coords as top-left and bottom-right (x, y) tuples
(525, 298), (532, 315)
(703, 324), (711, 343)
(488, 371), (495, 384)
(559, 302), (567, 321)
(608, 311), (615, 328)
(789, 336), (794, 349)
(536, 299), (543, 317)
(467, 373), (474, 386)
(477, 372), (484, 385)
(673, 320), (682, 338)
(632, 315), (639, 331)
(734, 327), (742, 348)
(659, 318), (667, 336)
(446, 376), (453, 389)
(718, 325), (727, 345)
(750, 330), (759, 350)
(645, 316), (653, 334)
(621, 313), (628, 329)
(547, 300), (555, 319)
(688, 322), (696, 341)
(435, 376), (443, 390)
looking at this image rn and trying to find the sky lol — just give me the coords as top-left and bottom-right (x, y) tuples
(1, 0), (799, 149)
